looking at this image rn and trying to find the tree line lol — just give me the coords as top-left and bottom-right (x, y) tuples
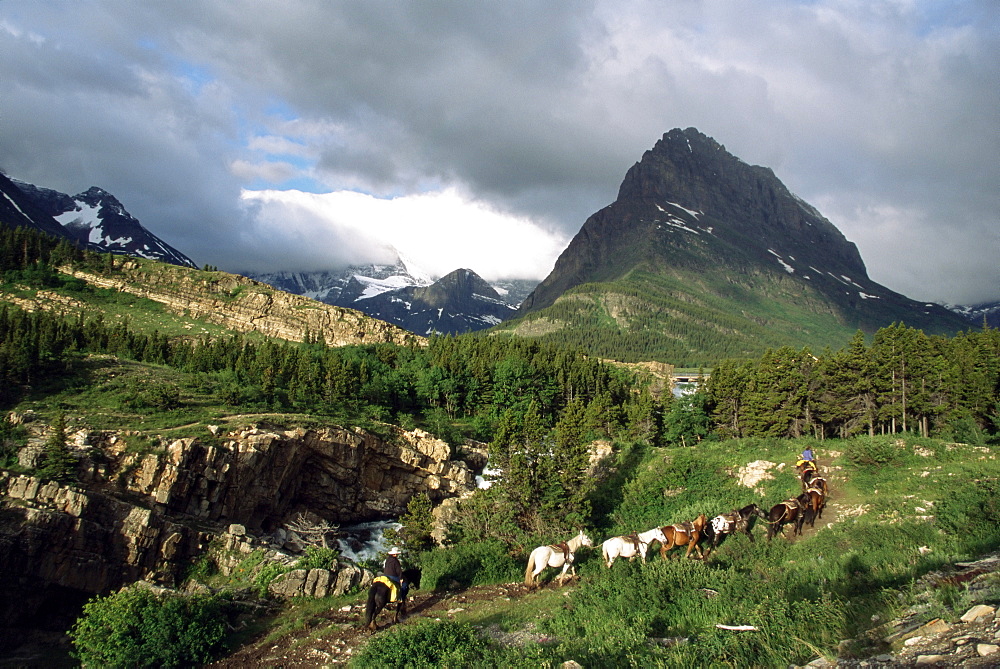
(704, 326), (1000, 441)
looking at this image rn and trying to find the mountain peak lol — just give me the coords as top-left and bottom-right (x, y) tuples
(507, 128), (969, 364)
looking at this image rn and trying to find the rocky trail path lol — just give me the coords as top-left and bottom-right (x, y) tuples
(209, 581), (539, 668)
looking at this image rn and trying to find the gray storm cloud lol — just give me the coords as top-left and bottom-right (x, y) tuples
(1, 1), (997, 303)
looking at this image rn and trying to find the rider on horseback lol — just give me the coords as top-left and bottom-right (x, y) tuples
(383, 547), (409, 604)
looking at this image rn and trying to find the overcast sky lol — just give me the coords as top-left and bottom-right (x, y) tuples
(2, 1), (997, 304)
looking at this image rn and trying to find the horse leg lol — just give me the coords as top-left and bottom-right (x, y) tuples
(394, 599), (407, 624)
(364, 586), (380, 633)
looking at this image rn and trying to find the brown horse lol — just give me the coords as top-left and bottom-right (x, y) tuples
(659, 514), (708, 559)
(800, 467), (829, 495)
(799, 487), (826, 528)
(765, 498), (805, 539)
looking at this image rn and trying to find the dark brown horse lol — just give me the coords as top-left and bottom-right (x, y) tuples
(765, 498), (805, 539)
(659, 514), (708, 559)
(800, 467), (829, 496)
(363, 567), (421, 633)
(799, 487), (826, 528)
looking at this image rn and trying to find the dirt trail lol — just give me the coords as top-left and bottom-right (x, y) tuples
(209, 582), (537, 668)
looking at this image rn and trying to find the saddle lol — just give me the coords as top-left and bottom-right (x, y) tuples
(625, 532), (641, 552)
(805, 486), (824, 497)
(671, 521), (694, 535)
(549, 541), (571, 561)
(372, 575), (401, 603)
(782, 498), (802, 514)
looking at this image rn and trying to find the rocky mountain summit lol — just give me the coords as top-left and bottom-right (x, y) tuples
(2, 173), (196, 268)
(505, 128), (970, 364)
(247, 263), (535, 336)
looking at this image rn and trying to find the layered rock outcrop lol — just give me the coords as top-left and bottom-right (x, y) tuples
(0, 421), (479, 627)
(58, 261), (423, 347)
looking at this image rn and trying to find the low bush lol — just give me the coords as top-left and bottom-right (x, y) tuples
(352, 619), (508, 668)
(69, 586), (230, 668)
(419, 540), (521, 592)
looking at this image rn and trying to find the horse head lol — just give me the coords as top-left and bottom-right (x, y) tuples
(570, 529), (593, 550)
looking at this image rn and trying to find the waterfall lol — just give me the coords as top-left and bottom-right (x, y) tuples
(335, 520), (401, 564)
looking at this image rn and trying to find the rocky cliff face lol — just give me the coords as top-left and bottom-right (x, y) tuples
(62, 260), (421, 347)
(0, 420), (479, 628)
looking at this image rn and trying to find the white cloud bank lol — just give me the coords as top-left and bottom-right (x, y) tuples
(239, 188), (569, 281)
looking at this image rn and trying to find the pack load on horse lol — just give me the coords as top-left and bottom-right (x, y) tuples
(765, 497), (806, 539)
(659, 514), (708, 560)
(363, 561), (422, 633)
(601, 527), (667, 568)
(524, 530), (593, 587)
(799, 485), (826, 528)
(702, 503), (763, 556)
(801, 467), (829, 496)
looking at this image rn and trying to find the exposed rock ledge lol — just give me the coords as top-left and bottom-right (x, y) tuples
(59, 262), (423, 347)
(0, 422), (479, 627)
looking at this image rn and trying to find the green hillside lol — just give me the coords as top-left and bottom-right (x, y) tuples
(3, 226), (999, 667)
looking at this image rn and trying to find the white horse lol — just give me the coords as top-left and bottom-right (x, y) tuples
(601, 527), (667, 567)
(524, 530), (593, 587)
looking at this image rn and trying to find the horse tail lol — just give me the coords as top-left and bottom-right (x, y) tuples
(602, 541), (610, 565)
(524, 551), (536, 585)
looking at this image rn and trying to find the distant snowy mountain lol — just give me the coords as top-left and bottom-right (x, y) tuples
(245, 260), (536, 336)
(10, 179), (196, 268)
(947, 301), (1000, 328)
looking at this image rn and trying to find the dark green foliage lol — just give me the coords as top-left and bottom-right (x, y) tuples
(662, 392), (711, 446)
(388, 493), (435, 554)
(0, 412), (27, 467)
(705, 325), (1000, 441)
(296, 545), (340, 571)
(69, 587), (229, 668)
(418, 541), (521, 591)
(351, 619), (508, 668)
(35, 413), (77, 483)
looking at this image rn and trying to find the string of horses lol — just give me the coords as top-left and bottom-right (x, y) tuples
(525, 460), (829, 587)
(365, 460), (829, 630)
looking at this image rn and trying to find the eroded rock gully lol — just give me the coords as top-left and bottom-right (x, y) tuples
(0, 422), (480, 632)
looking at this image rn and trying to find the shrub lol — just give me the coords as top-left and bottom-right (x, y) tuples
(69, 586), (229, 668)
(844, 436), (905, 468)
(296, 545), (340, 571)
(352, 619), (507, 668)
(419, 541), (521, 591)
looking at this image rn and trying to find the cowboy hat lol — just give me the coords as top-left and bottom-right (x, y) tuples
(387, 547), (402, 555)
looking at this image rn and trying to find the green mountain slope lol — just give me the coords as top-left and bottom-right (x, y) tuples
(493, 128), (969, 365)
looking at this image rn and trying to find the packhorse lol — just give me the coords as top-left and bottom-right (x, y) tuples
(363, 567), (421, 633)
(801, 468), (829, 496)
(524, 530), (593, 587)
(659, 514), (708, 560)
(798, 487), (826, 528)
(702, 503), (763, 556)
(601, 527), (667, 567)
(765, 498), (806, 539)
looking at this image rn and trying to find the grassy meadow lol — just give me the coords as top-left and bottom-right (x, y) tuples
(349, 435), (1000, 667)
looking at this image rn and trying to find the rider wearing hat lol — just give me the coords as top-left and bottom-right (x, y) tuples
(383, 547), (409, 602)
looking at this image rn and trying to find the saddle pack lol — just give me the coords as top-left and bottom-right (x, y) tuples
(626, 533), (641, 552)
(373, 575), (400, 602)
(549, 541), (571, 561)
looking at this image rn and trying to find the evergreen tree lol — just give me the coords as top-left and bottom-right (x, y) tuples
(36, 413), (77, 483)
